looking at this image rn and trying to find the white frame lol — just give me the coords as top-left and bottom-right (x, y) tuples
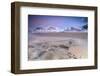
(20, 6), (95, 70)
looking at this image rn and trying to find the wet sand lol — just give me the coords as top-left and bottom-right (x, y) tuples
(28, 32), (88, 60)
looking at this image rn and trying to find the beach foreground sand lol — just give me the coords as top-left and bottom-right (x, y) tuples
(28, 32), (88, 60)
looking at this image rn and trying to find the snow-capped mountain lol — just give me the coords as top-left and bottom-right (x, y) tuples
(32, 26), (59, 33)
(64, 26), (82, 31)
(31, 25), (87, 33)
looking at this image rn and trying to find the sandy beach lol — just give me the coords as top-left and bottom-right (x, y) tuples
(28, 32), (88, 60)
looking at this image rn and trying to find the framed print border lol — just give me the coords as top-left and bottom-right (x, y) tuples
(11, 2), (98, 74)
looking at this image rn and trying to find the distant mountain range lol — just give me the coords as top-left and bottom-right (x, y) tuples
(32, 25), (87, 33)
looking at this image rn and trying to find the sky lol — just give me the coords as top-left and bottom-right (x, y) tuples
(28, 15), (88, 33)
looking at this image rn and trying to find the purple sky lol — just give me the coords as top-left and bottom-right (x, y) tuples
(28, 15), (88, 33)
